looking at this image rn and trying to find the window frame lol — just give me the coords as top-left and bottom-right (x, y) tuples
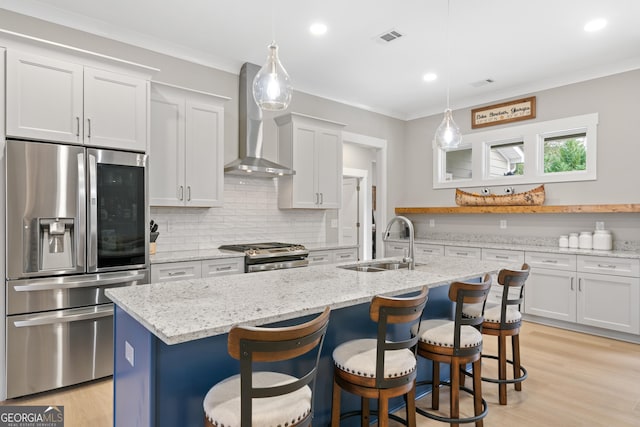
(433, 113), (598, 189)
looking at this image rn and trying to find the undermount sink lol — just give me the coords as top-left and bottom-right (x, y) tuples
(338, 261), (412, 272)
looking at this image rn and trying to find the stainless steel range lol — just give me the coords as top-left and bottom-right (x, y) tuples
(219, 242), (309, 272)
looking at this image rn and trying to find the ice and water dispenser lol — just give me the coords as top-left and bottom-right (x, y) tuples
(38, 218), (75, 271)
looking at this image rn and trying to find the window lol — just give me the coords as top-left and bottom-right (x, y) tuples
(433, 113), (598, 189)
(542, 132), (587, 174)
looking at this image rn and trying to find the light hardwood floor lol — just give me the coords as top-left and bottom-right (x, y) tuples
(2, 322), (639, 426)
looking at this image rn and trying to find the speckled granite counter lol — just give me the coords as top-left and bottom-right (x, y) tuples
(107, 255), (510, 345)
(386, 237), (640, 259)
(108, 255), (511, 427)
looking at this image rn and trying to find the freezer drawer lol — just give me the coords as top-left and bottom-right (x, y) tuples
(6, 304), (114, 398)
(6, 269), (149, 315)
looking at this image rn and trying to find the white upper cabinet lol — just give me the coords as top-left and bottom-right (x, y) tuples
(149, 82), (228, 207)
(275, 113), (345, 209)
(6, 49), (149, 152)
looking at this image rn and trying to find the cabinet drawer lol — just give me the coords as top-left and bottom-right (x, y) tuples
(414, 243), (445, 257)
(525, 252), (577, 271)
(308, 250), (332, 265)
(151, 261), (202, 283)
(385, 242), (408, 257)
(445, 246), (481, 259)
(482, 248), (525, 264)
(202, 258), (244, 277)
(333, 249), (358, 263)
(577, 256), (640, 277)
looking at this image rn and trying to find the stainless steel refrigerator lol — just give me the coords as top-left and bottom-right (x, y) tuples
(5, 139), (149, 398)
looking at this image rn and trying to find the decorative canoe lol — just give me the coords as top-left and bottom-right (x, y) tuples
(455, 185), (545, 206)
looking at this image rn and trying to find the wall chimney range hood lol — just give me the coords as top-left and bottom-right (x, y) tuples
(224, 62), (294, 178)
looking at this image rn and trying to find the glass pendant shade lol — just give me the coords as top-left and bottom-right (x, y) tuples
(434, 108), (462, 150)
(252, 42), (292, 111)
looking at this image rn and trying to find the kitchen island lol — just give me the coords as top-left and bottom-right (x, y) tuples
(106, 256), (511, 427)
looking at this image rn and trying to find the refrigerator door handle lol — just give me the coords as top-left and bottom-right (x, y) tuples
(13, 272), (147, 292)
(77, 152), (87, 271)
(12, 305), (114, 328)
(87, 153), (98, 272)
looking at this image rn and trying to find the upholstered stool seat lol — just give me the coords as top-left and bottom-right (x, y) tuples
(203, 307), (330, 427)
(203, 371), (312, 427)
(333, 338), (417, 379)
(331, 287), (428, 427)
(461, 264), (530, 406)
(414, 276), (492, 427)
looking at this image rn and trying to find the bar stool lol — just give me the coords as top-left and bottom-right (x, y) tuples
(462, 264), (530, 405)
(331, 287), (428, 427)
(203, 307), (330, 427)
(413, 276), (492, 427)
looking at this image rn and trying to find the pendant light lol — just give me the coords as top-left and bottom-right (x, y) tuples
(252, 5), (292, 111)
(434, 0), (461, 150)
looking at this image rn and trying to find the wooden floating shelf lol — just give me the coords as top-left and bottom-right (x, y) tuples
(395, 204), (640, 215)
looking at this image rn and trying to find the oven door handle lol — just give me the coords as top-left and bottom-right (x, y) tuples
(13, 272), (146, 292)
(12, 305), (114, 328)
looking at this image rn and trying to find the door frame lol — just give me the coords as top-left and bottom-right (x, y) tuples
(342, 131), (387, 260)
(342, 169), (368, 260)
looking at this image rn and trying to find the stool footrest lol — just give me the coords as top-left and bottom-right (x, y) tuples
(415, 383), (488, 424)
(462, 354), (528, 385)
(337, 409), (410, 426)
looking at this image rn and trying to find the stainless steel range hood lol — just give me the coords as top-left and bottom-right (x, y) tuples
(224, 62), (294, 178)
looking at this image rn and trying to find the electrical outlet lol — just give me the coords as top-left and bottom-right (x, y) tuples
(429, 219), (435, 228)
(125, 341), (135, 367)
(500, 220), (507, 229)
(595, 221), (605, 230)
(330, 219), (338, 228)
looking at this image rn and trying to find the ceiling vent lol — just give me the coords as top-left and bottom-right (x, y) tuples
(471, 78), (495, 88)
(378, 29), (404, 43)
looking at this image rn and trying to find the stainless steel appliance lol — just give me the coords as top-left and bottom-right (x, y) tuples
(218, 242), (308, 272)
(5, 139), (149, 398)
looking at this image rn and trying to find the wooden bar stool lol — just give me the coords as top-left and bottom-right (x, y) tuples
(413, 276), (492, 427)
(203, 307), (330, 427)
(331, 287), (428, 427)
(462, 264), (530, 405)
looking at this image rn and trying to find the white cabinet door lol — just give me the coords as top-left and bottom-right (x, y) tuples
(315, 129), (342, 208)
(414, 243), (445, 258)
(524, 267), (576, 322)
(385, 242), (408, 258)
(276, 113), (345, 209)
(6, 50), (83, 143)
(149, 83), (226, 207)
(577, 272), (640, 334)
(481, 248), (525, 264)
(83, 67), (147, 151)
(184, 100), (224, 207)
(290, 126), (317, 208)
(149, 92), (185, 205)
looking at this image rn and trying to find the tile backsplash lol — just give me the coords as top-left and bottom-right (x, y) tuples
(150, 176), (328, 253)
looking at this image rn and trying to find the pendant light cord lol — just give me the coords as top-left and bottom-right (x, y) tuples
(445, 0), (452, 110)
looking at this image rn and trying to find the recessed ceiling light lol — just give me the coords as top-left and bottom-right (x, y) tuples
(584, 18), (607, 32)
(309, 22), (328, 36)
(423, 72), (437, 82)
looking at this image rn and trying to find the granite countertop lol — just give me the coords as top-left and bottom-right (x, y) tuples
(106, 256), (511, 345)
(150, 243), (359, 264)
(386, 238), (640, 259)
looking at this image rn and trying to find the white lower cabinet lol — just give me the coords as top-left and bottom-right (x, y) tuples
(384, 242), (408, 258)
(444, 245), (481, 259)
(308, 248), (358, 265)
(414, 243), (445, 259)
(525, 252), (640, 334)
(151, 258), (244, 283)
(481, 248), (526, 308)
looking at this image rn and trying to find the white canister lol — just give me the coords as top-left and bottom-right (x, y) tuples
(558, 235), (569, 248)
(568, 233), (579, 249)
(579, 231), (593, 249)
(593, 230), (613, 250)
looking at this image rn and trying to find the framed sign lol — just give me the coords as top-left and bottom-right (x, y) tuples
(471, 96), (536, 129)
